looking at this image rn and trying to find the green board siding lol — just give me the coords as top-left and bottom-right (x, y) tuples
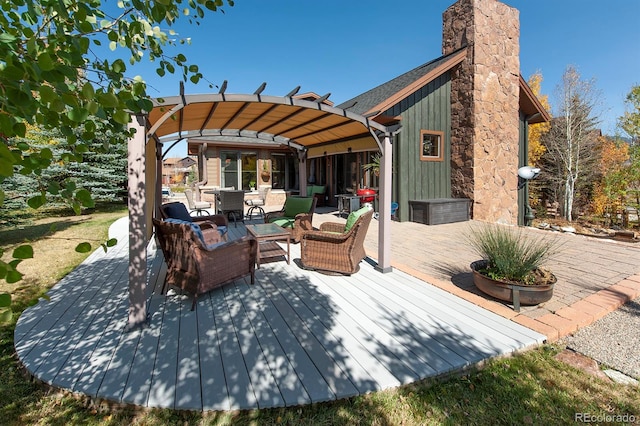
(389, 74), (451, 222)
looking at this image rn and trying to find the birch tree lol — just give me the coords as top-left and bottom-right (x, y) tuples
(541, 66), (600, 221)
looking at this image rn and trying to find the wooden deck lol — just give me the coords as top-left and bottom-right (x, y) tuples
(14, 217), (544, 411)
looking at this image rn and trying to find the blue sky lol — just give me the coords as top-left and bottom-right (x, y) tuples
(129, 0), (639, 154)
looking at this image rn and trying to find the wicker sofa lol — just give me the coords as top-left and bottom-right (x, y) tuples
(153, 218), (257, 310)
(300, 207), (374, 275)
(264, 196), (317, 243)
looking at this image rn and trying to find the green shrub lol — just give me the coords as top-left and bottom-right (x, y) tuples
(466, 224), (560, 284)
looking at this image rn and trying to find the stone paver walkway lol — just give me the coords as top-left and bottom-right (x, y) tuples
(314, 210), (640, 342)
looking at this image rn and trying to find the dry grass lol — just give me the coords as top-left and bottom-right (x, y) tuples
(0, 209), (127, 308)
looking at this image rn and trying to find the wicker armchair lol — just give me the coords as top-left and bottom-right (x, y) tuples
(264, 196), (316, 243)
(153, 218), (257, 310)
(160, 201), (228, 242)
(300, 208), (374, 275)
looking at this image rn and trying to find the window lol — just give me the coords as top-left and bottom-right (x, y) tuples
(271, 153), (297, 190)
(221, 150), (257, 190)
(420, 130), (444, 162)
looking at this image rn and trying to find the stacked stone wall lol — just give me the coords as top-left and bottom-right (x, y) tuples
(443, 0), (521, 224)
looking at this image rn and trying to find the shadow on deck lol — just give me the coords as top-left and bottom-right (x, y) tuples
(14, 216), (544, 411)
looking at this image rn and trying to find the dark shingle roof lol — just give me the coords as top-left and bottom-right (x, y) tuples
(336, 48), (466, 115)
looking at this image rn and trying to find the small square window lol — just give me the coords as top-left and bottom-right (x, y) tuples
(420, 130), (444, 162)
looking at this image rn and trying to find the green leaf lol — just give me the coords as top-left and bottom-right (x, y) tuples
(98, 92), (119, 108)
(39, 85), (57, 102)
(48, 181), (60, 194)
(0, 33), (16, 43)
(113, 109), (130, 124)
(75, 242), (92, 253)
(37, 52), (55, 71)
(76, 189), (94, 207)
(0, 309), (12, 324)
(82, 82), (95, 99)
(27, 194), (45, 209)
(13, 121), (26, 137)
(0, 293), (11, 308)
(40, 147), (53, 160)
(106, 238), (118, 247)
(68, 107), (89, 122)
(12, 245), (34, 260)
(6, 270), (23, 284)
(0, 159), (14, 178)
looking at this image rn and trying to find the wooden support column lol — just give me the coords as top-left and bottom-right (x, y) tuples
(376, 133), (393, 273)
(298, 149), (307, 197)
(127, 116), (148, 330)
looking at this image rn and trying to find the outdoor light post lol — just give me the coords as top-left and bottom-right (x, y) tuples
(518, 166), (541, 227)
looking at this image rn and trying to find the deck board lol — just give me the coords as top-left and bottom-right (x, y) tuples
(14, 216), (546, 411)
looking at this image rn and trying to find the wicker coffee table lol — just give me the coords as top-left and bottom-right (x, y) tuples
(246, 223), (291, 268)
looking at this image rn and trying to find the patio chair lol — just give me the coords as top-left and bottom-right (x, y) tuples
(160, 201), (228, 242)
(264, 196), (316, 243)
(306, 184), (327, 207)
(217, 190), (246, 227)
(184, 188), (211, 216)
(245, 187), (270, 220)
(300, 207), (374, 275)
(153, 218), (257, 310)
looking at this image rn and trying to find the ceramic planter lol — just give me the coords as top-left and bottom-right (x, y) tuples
(470, 260), (556, 311)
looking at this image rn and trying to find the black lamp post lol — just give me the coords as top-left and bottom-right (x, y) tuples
(518, 166), (541, 226)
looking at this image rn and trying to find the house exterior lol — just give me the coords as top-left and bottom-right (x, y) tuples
(162, 156), (196, 185)
(190, 0), (549, 225)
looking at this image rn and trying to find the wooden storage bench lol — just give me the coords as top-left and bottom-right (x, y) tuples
(408, 198), (471, 225)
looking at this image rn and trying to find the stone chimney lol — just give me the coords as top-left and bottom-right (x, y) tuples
(443, 0), (521, 224)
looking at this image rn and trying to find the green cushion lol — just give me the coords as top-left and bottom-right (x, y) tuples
(312, 185), (325, 195)
(344, 206), (370, 232)
(306, 185), (325, 196)
(270, 217), (295, 228)
(283, 197), (313, 218)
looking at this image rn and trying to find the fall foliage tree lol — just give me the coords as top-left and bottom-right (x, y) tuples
(592, 137), (629, 222)
(527, 71), (551, 166)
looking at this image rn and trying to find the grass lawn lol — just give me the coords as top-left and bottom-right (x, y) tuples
(0, 207), (638, 425)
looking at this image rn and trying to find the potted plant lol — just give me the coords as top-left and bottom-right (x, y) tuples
(362, 154), (381, 176)
(466, 224), (560, 310)
(260, 160), (270, 182)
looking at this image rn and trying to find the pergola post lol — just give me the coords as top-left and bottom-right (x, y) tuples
(298, 149), (307, 196)
(376, 133), (393, 273)
(127, 116), (148, 330)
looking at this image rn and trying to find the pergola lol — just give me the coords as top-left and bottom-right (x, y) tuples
(126, 83), (401, 328)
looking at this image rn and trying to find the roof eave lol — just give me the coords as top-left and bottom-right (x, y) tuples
(519, 74), (551, 124)
(365, 47), (468, 117)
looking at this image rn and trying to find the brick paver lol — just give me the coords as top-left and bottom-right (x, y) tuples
(315, 211), (640, 343)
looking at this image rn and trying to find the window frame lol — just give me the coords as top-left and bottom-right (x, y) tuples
(419, 130), (444, 162)
(220, 150), (257, 190)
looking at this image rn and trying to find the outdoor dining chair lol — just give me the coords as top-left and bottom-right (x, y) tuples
(184, 188), (212, 216)
(217, 190), (246, 227)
